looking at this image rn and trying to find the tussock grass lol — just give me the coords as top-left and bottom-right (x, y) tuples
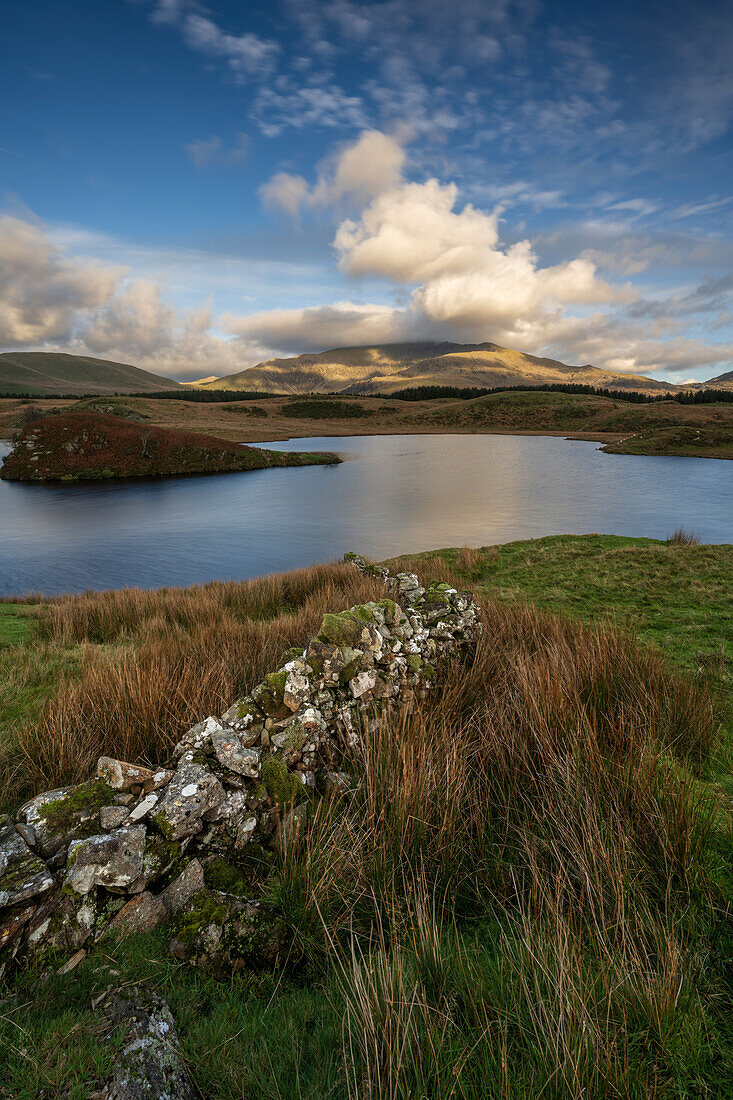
(1, 563), (388, 807)
(277, 601), (725, 1097)
(668, 526), (701, 546)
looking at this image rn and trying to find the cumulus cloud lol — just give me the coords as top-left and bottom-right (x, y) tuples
(259, 130), (406, 215)
(0, 215), (122, 345)
(0, 213), (263, 380)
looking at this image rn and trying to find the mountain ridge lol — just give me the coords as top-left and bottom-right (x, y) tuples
(0, 352), (185, 396)
(195, 341), (678, 396)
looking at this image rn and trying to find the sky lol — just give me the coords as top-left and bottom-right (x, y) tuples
(1, 0), (733, 383)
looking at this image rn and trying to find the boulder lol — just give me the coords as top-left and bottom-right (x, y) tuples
(97, 758), (171, 794)
(102, 892), (166, 940)
(0, 820), (54, 907)
(18, 778), (117, 858)
(65, 826), (147, 895)
(151, 764), (225, 841)
(160, 858), (205, 916)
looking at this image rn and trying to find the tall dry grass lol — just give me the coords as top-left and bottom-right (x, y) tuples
(5, 563), (389, 804)
(273, 599), (721, 1097)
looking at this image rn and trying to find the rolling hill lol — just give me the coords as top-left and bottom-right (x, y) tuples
(196, 341), (677, 395)
(693, 369), (733, 392)
(0, 352), (184, 396)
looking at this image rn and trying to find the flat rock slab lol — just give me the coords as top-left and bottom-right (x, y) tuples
(65, 826), (147, 895)
(0, 822), (54, 908)
(98, 992), (195, 1100)
(98, 757), (172, 794)
(151, 764), (225, 841)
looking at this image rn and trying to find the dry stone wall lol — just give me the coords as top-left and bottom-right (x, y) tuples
(0, 555), (481, 977)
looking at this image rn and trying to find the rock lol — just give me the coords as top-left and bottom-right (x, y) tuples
(0, 902), (37, 951)
(234, 816), (258, 849)
(219, 697), (264, 745)
(321, 771), (353, 796)
(160, 859), (205, 915)
(151, 764), (225, 841)
(65, 826), (147, 895)
(173, 715), (224, 759)
(102, 892), (166, 939)
(98, 992), (195, 1100)
(24, 888), (98, 958)
(251, 671), (291, 719)
(97, 758), (170, 793)
(349, 669), (377, 699)
(168, 890), (285, 970)
(283, 661), (312, 712)
(126, 793), (159, 823)
(211, 730), (261, 778)
(0, 820), (54, 907)
(100, 806), (128, 831)
(18, 778), (116, 858)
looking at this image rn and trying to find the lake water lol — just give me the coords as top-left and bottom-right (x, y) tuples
(1, 434), (730, 596)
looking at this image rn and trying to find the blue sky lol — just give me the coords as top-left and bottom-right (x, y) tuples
(1, 0), (732, 381)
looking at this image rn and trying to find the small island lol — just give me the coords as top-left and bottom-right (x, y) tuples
(0, 410), (339, 482)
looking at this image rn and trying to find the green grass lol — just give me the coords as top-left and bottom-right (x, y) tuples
(0, 605), (34, 646)
(391, 534), (732, 679)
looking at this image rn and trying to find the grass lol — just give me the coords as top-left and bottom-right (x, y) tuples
(3, 391), (730, 460)
(1, 537), (731, 1098)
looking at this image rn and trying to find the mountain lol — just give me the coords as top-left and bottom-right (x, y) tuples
(196, 342), (677, 396)
(695, 370), (733, 392)
(0, 352), (184, 396)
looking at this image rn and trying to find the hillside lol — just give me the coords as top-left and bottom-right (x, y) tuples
(694, 369), (733, 392)
(0, 411), (337, 482)
(197, 341), (677, 395)
(0, 352), (184, 396)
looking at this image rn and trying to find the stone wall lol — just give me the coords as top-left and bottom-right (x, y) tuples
(0, 556), (481, 977)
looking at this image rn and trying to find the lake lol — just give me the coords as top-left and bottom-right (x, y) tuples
(1, 434), (730, 596)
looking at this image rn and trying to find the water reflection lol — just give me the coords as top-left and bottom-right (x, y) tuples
(1, 435), (730, 595)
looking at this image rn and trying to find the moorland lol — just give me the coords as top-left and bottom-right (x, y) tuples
(0, 535), (730, 1097)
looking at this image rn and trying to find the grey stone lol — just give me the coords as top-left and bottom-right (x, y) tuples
(0, 821), (54, 908)
(100, 992), (195, 1100)
(102, 892), (166, 940)
(151, 764), (225, 841)
(65, 827), (147, 895)
(160, 858), (205, 915)
(100, 806), (128, 831)
(211, 731), (261, 778)
(18, 779), (116, 858)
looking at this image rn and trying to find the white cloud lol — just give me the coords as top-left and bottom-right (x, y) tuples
(181, 13), (278, 81)
(0, 215), (122, 345)
(260, 130), (406, 215)
(185, 132), (249, 169)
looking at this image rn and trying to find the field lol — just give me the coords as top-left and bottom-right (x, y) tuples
(0, 535), (731, 1098)
(2, 389), (730, 460)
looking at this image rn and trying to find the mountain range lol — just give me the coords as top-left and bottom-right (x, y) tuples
(1, 343), (731, 397)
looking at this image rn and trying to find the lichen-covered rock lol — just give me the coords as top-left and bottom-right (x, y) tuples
(99, 992), (196, 1100)
(173, 715), (224, 759)
(168, 890), (286, 970)
(65, 826), (147, 895)
(160, 858), (204, 915)
(0, 821), (54, 907)
(251, 670), (290, 719)
(18, 778), (116, 858)
(211, 730), (261, 777)
(100, 805), (129, 831)
(97, 757), (172, 794)
(151, 764), (225, 841)
(219, 697), (263, 744)
(102, 892), (166, 940)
